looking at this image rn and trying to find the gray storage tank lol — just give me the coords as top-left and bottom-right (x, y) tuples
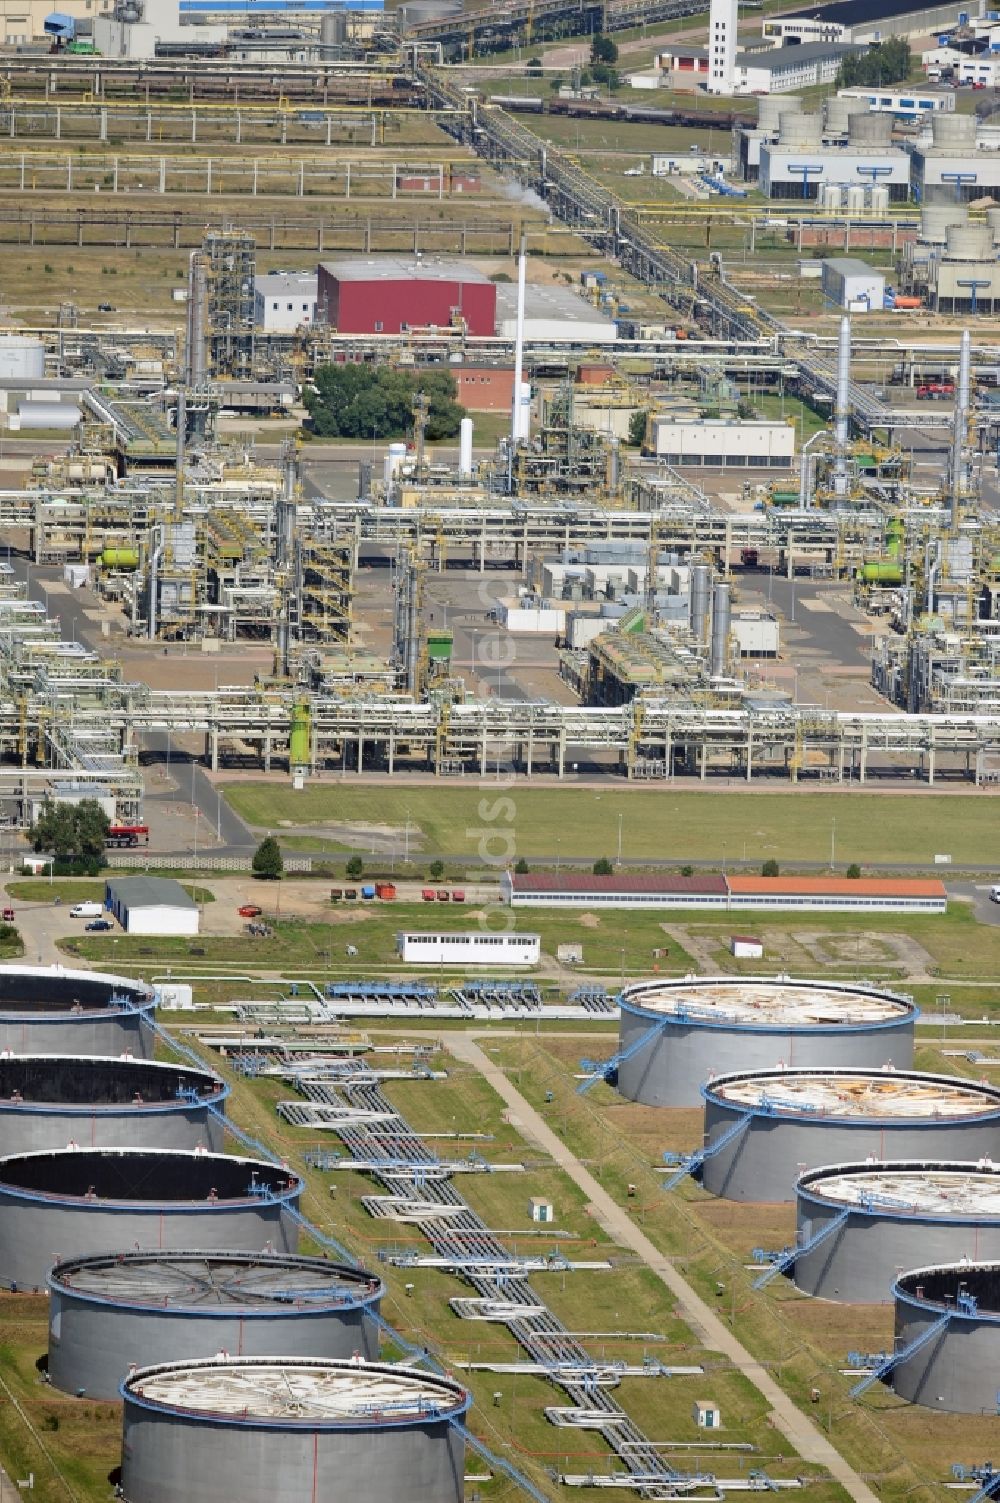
(0, 1148), (302, 1289)
(0, 1055), (227, 1154)
(700, 1068), (1000, 1202)
(794, 1160), (1000, 1303)
(0, 964), (153, 1056)
(617, 978), (917, 1108)
(891, 1262), (1000, 1412)
(48, 1250), (384, 1400)
(120, 1356), (471, 1503)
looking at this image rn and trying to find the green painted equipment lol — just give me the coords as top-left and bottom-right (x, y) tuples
(289, 702), (311, 766)
(859, 561), (903, 584)
(100, 548), (139, 569)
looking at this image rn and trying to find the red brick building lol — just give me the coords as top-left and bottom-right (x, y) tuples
(452, 364), (515, 412)
(317, 257), (497, 336)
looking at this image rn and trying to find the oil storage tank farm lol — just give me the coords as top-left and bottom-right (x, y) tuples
(48, 1251), (384, 1400)
(793, 1161), (1000, 1303)
(0, 1149), (303, 1289)
(120, 1356), (471, 1503)
(699, 1069), (1000, 1202)
(616, 979), (917, 1108)
(0, 964), (154, 1056)
(890, 1262), (1000, 1412)
(0, 1055), (228, 1154)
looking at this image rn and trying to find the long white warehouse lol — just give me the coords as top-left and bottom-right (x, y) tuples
(395, 932), (540, 966)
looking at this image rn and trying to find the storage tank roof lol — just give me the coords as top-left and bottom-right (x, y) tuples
(621, 978), (914, 1026)
(802, 1162), (1000, 1216)
(50, 1251), (382, 1312)
(122, 1358), (470, 1426)
(707, 1068), (1000, 1119)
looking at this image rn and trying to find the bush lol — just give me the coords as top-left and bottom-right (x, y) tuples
(680, 864), (694, 877)
(761, 858), (780, 877)
(429, 859), (445, 880)
(251, 836), (283, 880)
(514, 857), (530, 874)
(628, 409), (647, 448)
(846, 862), (862, 879)
(593, 856), (614, 875)
(346, 855), (364, 880)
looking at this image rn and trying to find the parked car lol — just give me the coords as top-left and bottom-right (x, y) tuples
(238, 904), (263, 918)
(86, 918), (113, 932)
(1, 908), (13, 922)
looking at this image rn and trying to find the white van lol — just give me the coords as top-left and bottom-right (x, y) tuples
(990, 886), (1000, 904)
(69, 902), (104, 918)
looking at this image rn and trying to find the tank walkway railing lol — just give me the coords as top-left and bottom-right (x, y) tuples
(753, 1208), (851, 1291)
(451, 1423), (554, 1503)
(576, 1019), (665, 1096)
(661, 1111), (753, 1191)
(954, 1464), (1000, 1503)
(849, 1310), (951, 1398)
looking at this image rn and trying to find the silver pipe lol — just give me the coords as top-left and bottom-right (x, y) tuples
(833, 315), (851, 498)
(951, 327), (970, 523)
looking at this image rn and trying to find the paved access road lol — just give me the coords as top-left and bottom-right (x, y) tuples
(447, 1034), (882, 1503)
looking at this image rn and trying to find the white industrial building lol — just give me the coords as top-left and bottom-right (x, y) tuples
(763, 0), (982, 46)
(499, 598), (567, 634)
(910, 113), (1000, 204)
(739, 41), (857, 92)
(395, 932), (541, 966)
(104, 877), (200, 937)
(650, 417), (795, 468)
(731, 610), (779, 657)
(822, 257), (886, 311)
(759, 140), (910, 200)
(495, 283), (617, 345)
(253, 272), (318, 331)
(838, 86), (954, 117)
(707, 0), (738, 93)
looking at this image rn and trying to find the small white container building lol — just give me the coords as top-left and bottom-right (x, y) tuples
(821, 258), (885, 312)
(395, 932), (540, 966)
(693, 1400), (721, 1429)
(731, 935), (764, 960)
(105, 877), (200, 937)
(529, 1197), (554, 1224)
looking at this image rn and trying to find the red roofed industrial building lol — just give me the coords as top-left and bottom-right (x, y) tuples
(503, 871), (946, 914)
(316, 256), (497, 336)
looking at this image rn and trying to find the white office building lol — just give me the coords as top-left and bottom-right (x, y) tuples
(253, 272), (318, 332)
(395, 931), (541, 966)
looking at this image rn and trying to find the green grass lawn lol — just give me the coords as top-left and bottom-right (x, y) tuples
(225, 783), (997, 869)
(7, 878), (214, 903)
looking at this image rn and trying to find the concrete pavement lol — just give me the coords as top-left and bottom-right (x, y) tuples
(447, 1033), (882, 1503)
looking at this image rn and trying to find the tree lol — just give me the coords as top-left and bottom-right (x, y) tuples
(525, 55), (543, 75)
(591, 32), (618, 64)
(30, 798), (109, 863)
(593, 856), (614, 875)
(252, 836), (283, 880)
(429, 859), (445, 880)
(549, 75), (564, 93)
(346, 855), (364, 880)
(837, 38), (910, 89)
(304, 365), (465, 442)
(761, 858), (780, 877)
(846, 862), (862, 879)
(591, 62), (621, 90)
(514, 857), (530, 874)
(628, 409), (647, 448)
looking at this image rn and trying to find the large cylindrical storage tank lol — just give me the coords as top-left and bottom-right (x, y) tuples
(778, 111), (822, 147)
(794, 1161), (1000, 1303)
(0, 1149), (302, 1289)
(48, 1251), (384, 1400)
(700, 1069), (1000, 1202)
(920, 205), (967, 243)
(0, 336), (45, 379)
(848, 112), (893, 146)
(891, 1262), (1000, 1411)
(398, 0), (462, 26)
(0, 1055), (227, 1154)
(945, 223), (995, 260)
(0, 965), (154, 1056)
(616, 979), (917, 1108)
(758, 94), (799, 131)
(16, 403), (80, 431)
(120, 1357), (471, 1503)
(932, 111), (976, 148)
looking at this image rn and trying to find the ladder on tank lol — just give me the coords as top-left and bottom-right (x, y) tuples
(849, 1310), (952, 1398)
(662, 1111), (754, 1191)
(577, 1018), (667, 1095)
(753, 1207), (851, 1290)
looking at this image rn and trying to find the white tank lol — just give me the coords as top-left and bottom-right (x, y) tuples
(778, 111), (822, 147)
(15, 402), (79, 430)
(0, 337), (45, 380)
(944, 222), (995, 260)
(846, 185), (867, 214)
(383, 441), (407, 490)
(848, 112), (893, 146)
(920, 204), (968, 243)
(820, 184), (843, 210)
(932, 112), (976, 147)
(986, 207), (1000, 243)
(458, 416), (473, 478)
(758, 95), (800, 131)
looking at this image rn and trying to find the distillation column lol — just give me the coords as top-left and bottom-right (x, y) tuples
(950, 328), (971, 525)
(833, 315), (851, 499)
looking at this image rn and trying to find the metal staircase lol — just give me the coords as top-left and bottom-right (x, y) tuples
(577, 1019), (666, 1095)
(753, 1208), (851, 1290)
(849, 1311), (951, 1398)
(662, 1112), (753, 1191)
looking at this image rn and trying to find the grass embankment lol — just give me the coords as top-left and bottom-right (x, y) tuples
(225, 784), (997, 870)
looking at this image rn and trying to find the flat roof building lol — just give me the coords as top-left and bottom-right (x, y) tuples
(494, 282), (617, 345)
(763, 0), (982, 45)
(317, 257), (496, 337)
(504, 873), (946, 913)
(254, 272), (317, 332)
(105, 877), (200, 937)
